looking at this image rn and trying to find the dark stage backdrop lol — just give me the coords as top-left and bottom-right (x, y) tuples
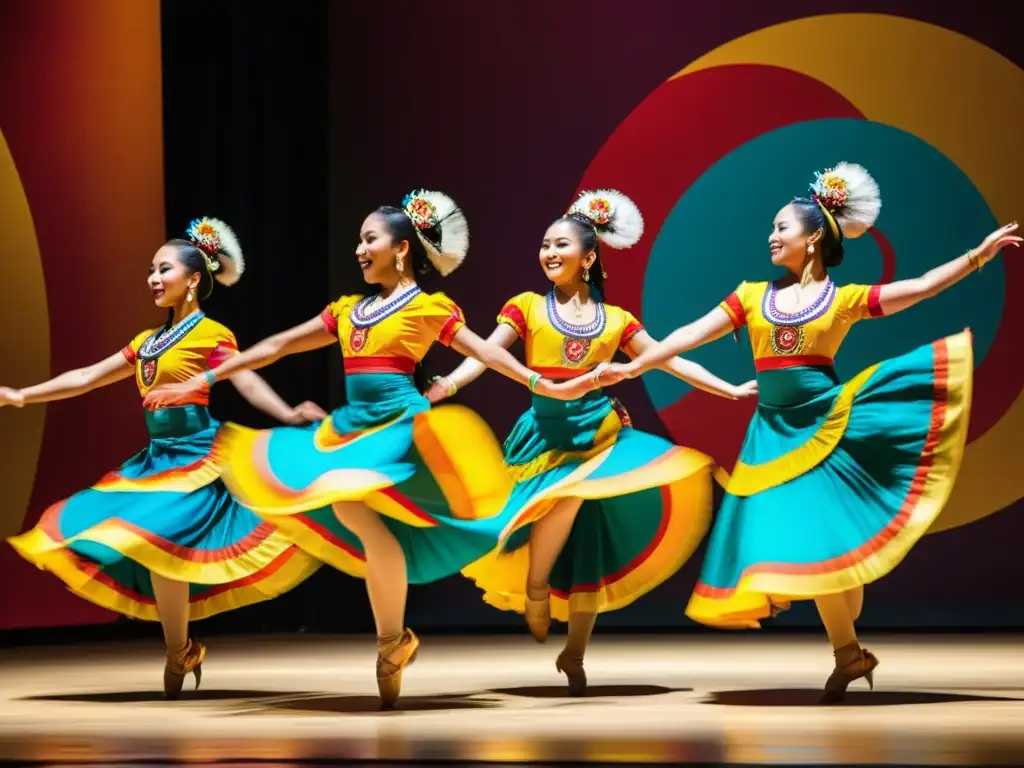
(1, 0), (1022, 635)
(327, 1), (1024, 630)
(0, 0), (342, 634)
(0, 0), (168, 630)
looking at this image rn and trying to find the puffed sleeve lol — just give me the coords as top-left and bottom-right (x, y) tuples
(618, 309), (644, 351)
(320, 295), (358, 337)
(207, 327), (239, 368)
(496, 292), (535, 340)
(837, 283), (885, 321)
(121, 329), (153, 365)
(718, 282), (750, 329)
(426, 292), (467, 347)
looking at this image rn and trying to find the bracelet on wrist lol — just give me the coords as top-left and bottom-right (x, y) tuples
(528, 373), (541, 392)
(203, 370), (217, 387)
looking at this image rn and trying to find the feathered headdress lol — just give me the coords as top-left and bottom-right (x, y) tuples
(185, 217), (246, 286)
(566, 189), (645, 250)
(401, 189), (469, 276)
(809, 162), (881, 240)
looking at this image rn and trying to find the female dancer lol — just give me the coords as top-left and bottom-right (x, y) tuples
(144, 190), (593, 706)
(2, 218), (326, 698)
(600, 163), (1019, 702)
(428, 190), (756, 695)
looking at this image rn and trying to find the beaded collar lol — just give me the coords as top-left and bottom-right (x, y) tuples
(138, 312), (206, 360)
(545, 289), (606, 340)
(349, 286), (422, 329)
(762, 279), (836, 327)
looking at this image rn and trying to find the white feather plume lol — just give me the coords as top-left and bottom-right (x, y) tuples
(210, 219), (245, 285)
(186, 216), (245, 286)
(810, 162), (881, 240)
(567, 189), (645, 249)
(406, 189), (469, 276)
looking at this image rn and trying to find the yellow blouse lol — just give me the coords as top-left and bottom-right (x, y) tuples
(497, 291), (643, 379)
(121, 313), (237, 404)
(719, 280), (883, 372)
(320, 287), (466, 374)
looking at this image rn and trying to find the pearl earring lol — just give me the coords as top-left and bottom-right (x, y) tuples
(187, 290), (194, 302)
(807, 244), (815, 254)
(396, 254), (405, 273)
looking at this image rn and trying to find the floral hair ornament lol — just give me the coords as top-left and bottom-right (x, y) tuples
(185, 217), (246, 286)
(402, 193), (439, 230)
(401, 189), (469, 276)
(566, 189), (645, 250)
(808, 162), (881, 240)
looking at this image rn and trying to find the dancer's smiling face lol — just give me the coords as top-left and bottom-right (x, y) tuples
(769, 203), (823, 271)
(148, 245), (202, 308)
(356, 212), (410, 286)
(539, 219), (596, 287)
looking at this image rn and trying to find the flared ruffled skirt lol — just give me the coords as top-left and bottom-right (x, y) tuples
(462, 393), (716, 621)
(687, 330), (974, 628)
(211, 375), (515, 584)
(8, 406), (320, 621)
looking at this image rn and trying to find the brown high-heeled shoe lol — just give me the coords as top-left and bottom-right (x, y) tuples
(376, 628), (420, 709)
(524, 592), (550, 643)
(164, 637), (206, 700)
(768, 597), (792, 618)
(555, 649), (587, 697)
(819, 641), (879, 704)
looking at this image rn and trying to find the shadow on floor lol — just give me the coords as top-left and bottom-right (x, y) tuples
(489, 684), (689, 699)
(706, 688), (1023, 707)
(230, 691), (501, 715)
(21, 689), (308, 703)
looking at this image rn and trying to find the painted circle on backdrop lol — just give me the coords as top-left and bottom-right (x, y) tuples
(574, 14), (1024, 530)
(0, 128), (50, 537)
(641, 118), (1001, 412)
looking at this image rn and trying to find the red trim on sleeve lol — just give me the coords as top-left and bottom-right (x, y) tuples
(208, 341), (237, 369)
(619, 321), (644, 350)
(320, 305), (338, 336)
(867, 284), (884, 317)
(497, 304), (527, 339)
(438, 307), (465, 347)
(121, 346), (136, 365)
(722, 292), (747, 328)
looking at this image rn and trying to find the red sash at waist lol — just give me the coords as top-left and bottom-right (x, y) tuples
(344, 356), (417, 375)
(755, 355), (835, 372)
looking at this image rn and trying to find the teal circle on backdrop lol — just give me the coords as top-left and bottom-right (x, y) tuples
(640, 118), (1002, 411)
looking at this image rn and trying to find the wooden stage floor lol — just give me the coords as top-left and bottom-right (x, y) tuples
(0, 633), (1021, 766)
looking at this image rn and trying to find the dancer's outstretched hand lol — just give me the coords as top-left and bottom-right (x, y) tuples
(0, 387), (24, 408)
(142, 377), (207, 410)
(424, 376), (456, 404)
(975, 222), (1022, 266)
(730, 380), (758, 400)
(286, 400), (329, 424)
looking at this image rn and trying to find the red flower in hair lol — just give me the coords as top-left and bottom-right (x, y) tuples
(403, 196), (438, 230)
(586, 197), (612, 225)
